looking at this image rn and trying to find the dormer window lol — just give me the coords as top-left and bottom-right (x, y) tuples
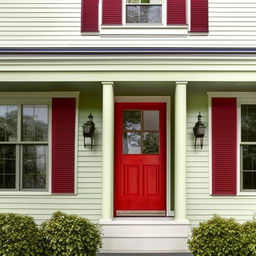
(126, 0), (162, 24)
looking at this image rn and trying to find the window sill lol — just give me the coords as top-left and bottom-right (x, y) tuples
(97, 25), (188, 37)
(0, 191), (51, 196)
(101, 25), (188, 29)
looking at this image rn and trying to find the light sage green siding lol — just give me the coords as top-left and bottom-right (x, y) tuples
(0, 92), (102, 223)
(187, 84), (256, 226)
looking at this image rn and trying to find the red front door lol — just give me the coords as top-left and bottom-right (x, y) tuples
(114, 102), (166, 216)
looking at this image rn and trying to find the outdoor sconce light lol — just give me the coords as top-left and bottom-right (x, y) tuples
(82, 113), (95, 149)
(193, 112), (206, 149)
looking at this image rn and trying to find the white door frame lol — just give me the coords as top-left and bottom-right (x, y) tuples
(114, 96), (173, 217)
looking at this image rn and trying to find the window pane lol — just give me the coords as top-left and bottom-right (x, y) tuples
(0, 105), (17, 142)
(22, 105), (48, 141)
(241, 105), (256, 142)
(123, 132), (141, 154)
(22, 145), (47, 189)
(126, 6), (140, 23)
(126, 5), (162, 23)
(123, 110), (141, 130)
(0, 145), (16, 189)
(143, 132), (159, 154)
(242, 145), (256, 190)
(143, 110), (159, 130)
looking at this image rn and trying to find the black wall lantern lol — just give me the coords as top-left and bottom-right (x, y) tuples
(82, 113), (95, 149)
(193, 112), (206, 149)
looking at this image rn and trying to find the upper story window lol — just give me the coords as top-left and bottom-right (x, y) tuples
(126, 0), (162, 24)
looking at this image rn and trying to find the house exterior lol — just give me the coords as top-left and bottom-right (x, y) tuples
(1, 0), (256, 254)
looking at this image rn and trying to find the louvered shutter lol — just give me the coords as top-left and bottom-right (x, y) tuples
(212, 98), (237, 195)
(52, 98), (76, 194)
(167, 0), (186, 25)
(102, 0), (122, 25)
(191, 0), (208, 32)
(81, 0), (99, 33)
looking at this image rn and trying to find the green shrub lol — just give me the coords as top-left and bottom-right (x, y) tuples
(0, 213), (43, 256)
(241, 218), (256, 256)
(41, 211), (102, 256)
(188, 215), (243, 256)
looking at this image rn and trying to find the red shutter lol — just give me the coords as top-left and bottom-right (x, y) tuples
(52, 98), (76, 194)
(167, 0), (186, 25)
(212, 98), (237, 195)
(81, 0), (99, 33)
(102, 0), (122, 25)
(190, 0), (208, 32)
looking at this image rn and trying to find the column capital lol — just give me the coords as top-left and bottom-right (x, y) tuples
(175, 81), (188, 86)
(102, 81), (114, 86)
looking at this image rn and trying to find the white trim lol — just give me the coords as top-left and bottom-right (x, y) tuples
(187, 0), (190, 30)
(237, 98), (256, 196)
(114, 96), (172, 217)
(74, 94), (79, 195)
(0, 92), (79, 99)
(207, 92), (256, 98)
(208, 94), (212, 195)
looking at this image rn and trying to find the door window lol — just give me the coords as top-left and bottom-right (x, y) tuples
(122, 110), (160, 154)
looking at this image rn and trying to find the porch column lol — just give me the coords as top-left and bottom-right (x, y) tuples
(175, 81), (188, 220)
(102, 81), (114, 220)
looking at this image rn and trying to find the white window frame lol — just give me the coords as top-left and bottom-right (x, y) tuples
(124, 0), (165, 26)
(208, 92), (256, 196)
(0, 92), (79, 196)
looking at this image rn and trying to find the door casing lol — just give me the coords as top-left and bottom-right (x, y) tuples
(114, 96), (173, 217)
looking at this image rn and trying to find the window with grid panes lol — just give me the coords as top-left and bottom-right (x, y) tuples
(126, 0), (162, 24)
(0, 104), (48, 191)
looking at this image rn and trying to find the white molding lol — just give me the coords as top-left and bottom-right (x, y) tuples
(236, 98), (256, 196)
(208, 95), (212, 195)
(207, 92), (256, 98)
(114, 96), (172, 217)
(74, 94), (79, 195)
(0, 92), (80, 98)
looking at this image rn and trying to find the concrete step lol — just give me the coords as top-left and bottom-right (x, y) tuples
(99, 218), (191, 254)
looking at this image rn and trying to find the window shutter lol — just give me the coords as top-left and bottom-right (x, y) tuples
(52, 98), (76, 194)
(167, 0), (186, 25)
(81, 0), (99, 33)
(102, 0), (122, 25)
(190, 0), (208, 32)
(212, 98), (237, 195)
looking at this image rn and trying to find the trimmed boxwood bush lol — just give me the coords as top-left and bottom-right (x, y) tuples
(41, 211), (102, 256)
(241, 218), (256, 256)
(0, 213), (43, 256)
(188, 215), (243, 256)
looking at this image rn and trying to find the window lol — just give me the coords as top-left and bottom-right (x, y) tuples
(240, 104), (256, 191)
(0, 104), (49, 191)
(126, 0), (162, 24)
(122, 110), (160, 154)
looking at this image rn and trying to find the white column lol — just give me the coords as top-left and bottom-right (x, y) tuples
(102, 82), (114, 220)
(175, 81), (188, 220)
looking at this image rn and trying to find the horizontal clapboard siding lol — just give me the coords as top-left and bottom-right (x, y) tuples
(186, 91), (256, 227)
(0, 94), (102, 223)
(0, 0), (256, 47)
